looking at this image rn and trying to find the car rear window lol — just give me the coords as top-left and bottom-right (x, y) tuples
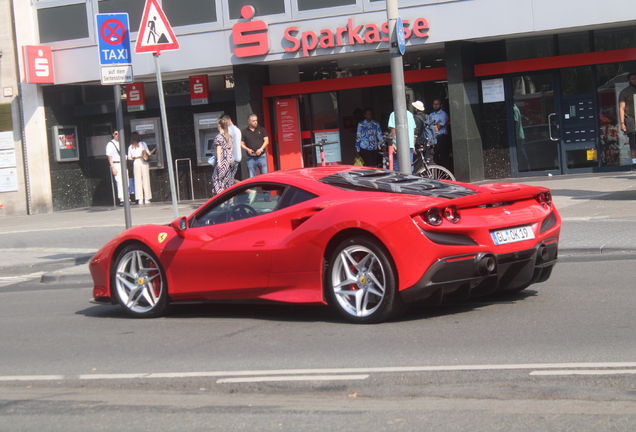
(319, 169), (476, 199)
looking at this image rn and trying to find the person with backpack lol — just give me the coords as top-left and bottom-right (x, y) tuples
(412, 101), (437, 164)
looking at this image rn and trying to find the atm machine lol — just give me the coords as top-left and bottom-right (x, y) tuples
(130, 117), (164, 169)
(194, 112), (224, 166)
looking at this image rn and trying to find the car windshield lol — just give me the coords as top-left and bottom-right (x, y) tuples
(319, 169), (476, 199)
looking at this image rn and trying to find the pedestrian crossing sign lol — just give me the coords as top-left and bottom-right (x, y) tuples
(135, 0), (180, 54)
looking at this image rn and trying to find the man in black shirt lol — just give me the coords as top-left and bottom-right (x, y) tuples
(240, 113), (269, 178)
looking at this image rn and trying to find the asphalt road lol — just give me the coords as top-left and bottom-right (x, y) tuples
(1, 254), (635, 431)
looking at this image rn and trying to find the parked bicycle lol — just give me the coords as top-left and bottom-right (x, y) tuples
(412, 141), (455, 181)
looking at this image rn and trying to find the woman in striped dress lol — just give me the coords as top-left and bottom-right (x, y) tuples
(212, 117), (236, 195)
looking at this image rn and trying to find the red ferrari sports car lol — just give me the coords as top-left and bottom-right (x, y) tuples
(90, 166), (560, 324)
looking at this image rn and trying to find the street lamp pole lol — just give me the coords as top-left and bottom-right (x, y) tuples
(386, 0), (410, 174)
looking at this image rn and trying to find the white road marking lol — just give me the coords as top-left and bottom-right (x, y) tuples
(216, 375), (369, 384)
(2, 362), (636, 382)
(0, 271), (45, 288)
(0, 247), (96, 253)
(530, 369), (636, 376)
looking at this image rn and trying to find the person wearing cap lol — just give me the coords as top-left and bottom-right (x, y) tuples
(355, 108), (384, 167)
(387, 105), (417, 172)
(429, 99), (451, 169)
(412, 100), (436, 163)
(619, 72), (636, 167)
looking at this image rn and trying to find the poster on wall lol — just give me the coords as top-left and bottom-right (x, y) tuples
(52, 125), (80, 162)
(58, 134), (75, 149)
(0, 167), (17, 192)
(0, 131), (13, 150)
(275, 98), (302, 170)
(0, 149), (16, 168)
(482, 78), (505, 103)
(313, 129), (342, 165)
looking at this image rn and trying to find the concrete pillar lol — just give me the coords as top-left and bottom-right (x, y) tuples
(11, 0), (53, 214)
(233, 64), (269, 130)
(0, 0), (28, 215)
(233, 64), (270, 178)
(446, 41), (484, 183)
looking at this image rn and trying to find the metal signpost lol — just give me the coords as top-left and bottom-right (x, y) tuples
(135, 0), (181, 220)
(386, 0), (410, 174)
(96, 13), (133, 228)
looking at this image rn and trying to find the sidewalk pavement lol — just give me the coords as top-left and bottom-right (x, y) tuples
(0, 171), (634, 285)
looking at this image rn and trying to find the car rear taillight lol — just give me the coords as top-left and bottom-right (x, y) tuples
(443, 206), (460, 223)
(425, 208), (443, 226)
(536, 192), (552, 208)
(424, 206), (461, 226)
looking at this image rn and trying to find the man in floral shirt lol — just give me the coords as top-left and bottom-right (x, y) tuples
(355, 108), (384, 167)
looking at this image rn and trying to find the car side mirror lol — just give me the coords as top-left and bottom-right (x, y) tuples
(171, 217), (188, 237)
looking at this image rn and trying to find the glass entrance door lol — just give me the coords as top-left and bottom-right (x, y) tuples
(512, 73), (561, 174)
(511, 68), (600, 176)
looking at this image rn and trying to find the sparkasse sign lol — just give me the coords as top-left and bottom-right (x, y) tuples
(284, 18), (429, 57)
(231, 10), (430, 59)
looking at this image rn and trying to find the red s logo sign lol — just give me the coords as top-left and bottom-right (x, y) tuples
(232, 5), (269, 58)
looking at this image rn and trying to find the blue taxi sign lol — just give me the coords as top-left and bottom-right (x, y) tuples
(396, 17), (406, 55)
(96, 13), (132, 65)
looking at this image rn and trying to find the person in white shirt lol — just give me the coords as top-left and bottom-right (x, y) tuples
(222, 114), (242, 184)
(127, 132), (155, 204)
(105, 130), (124, 205)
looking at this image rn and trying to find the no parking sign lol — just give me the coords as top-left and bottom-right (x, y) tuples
(96, 13), (132, 65)
(96, 13), (133, 84)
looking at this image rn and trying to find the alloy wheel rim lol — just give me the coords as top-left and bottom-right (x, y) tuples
(115, 250), (163, 313)
(331, 245), (386, 317)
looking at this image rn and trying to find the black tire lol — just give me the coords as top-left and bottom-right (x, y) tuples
(111, 244), (168, 318)
(416, 164), (455, 181)
(326, 236), (405, 324)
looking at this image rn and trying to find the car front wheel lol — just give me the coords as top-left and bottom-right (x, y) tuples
(112, 244), (168, 318)
(327, 236), (404, 324)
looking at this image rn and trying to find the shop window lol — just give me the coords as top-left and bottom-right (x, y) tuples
(299, 60), (391, 82)
(98, 0), (145, 32)
(37, 4), (89, 43)
(557, 32), (591, 56)
(561, 66), (593, 96)
(506, 37), (554, 61)
(228, 0), (285, 19)
(476, 41), (506, 64)
(163, 80), (190, 95)
(297, 0), (355, 11)
(596, 61), (636, 168)
(83, 85), (116, 104)
(311, 92), (338, 130)
(162, 0), (217, 27)
(594, 27), (636, 52)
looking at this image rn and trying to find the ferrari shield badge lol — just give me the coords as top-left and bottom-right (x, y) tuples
(158, 233), (168, 243)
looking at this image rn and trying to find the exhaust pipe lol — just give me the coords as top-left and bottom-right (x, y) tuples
(538, 244), (549, 262)
(478, 256), (496, 276)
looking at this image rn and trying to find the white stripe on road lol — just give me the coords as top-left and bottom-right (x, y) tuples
(0, 272), (45, 288)
(216, 375), (369, 384)
(2, 362), (636, 382)
(530, 369), (636, 376)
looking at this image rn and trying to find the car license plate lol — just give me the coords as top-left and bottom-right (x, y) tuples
(491, 226), (535, 245)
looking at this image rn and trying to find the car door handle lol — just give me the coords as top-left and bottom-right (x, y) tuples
(253, 240), (266, 247)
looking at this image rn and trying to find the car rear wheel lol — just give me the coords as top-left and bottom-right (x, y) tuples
(112, 244), (168, 318)
(327, 236), (404, 324)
